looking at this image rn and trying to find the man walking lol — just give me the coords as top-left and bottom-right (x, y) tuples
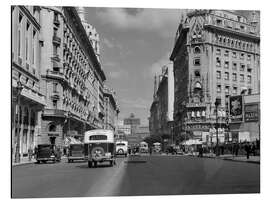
(245, 142), (250, 159)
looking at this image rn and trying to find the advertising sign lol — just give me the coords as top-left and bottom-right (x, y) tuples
(244, 104), (259, 122)
(229, 95), (243, 123)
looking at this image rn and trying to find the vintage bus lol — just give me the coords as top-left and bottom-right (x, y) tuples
(84, 129), (116, 168)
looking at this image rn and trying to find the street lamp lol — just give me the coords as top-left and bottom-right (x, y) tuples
(215, 98), (221, 156)
(15, 81), (23, 163)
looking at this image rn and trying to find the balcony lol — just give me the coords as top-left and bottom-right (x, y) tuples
(53, 18), (60, 26)
(46, 69), (65, 81)
(42, 109), (66, 118)
(51, 54), (60, 62)
(53, 35), (61, 45)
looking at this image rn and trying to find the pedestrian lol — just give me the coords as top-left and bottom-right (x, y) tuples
(149, 146), (152, 155)
(235, 143), (239, 156)
(251, 143), (256, 156)
(245, 142), (250, 159)
(28, 147), (33, 161)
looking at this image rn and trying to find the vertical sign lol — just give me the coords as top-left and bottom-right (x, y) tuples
(229, 95), (243, 123)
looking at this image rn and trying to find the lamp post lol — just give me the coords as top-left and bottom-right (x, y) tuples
(15, 81), (23, 163)
(215, 98), (221, 156)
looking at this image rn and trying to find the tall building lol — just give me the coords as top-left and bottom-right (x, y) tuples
(124, 113), (140, 136)
(149, 63), (175, 144)
(103, 85), (120, 131)
(38, 7), (106, 146)
(11, 6), (46, 162)
(170, 10), (260, 142)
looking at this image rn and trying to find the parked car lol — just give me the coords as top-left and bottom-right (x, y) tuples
(165, 146), (177, 155)
(67, 144), (85, 163)
(84, 129), (116, 168)
(36, 144), (61, 163)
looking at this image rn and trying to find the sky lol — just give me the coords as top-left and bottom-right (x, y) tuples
(84, 7), (182, 125)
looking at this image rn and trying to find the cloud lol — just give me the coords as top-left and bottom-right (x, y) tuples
(96, 8), (181, 37)
(144, 51), (171, 78)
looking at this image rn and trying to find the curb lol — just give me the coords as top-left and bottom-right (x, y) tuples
(12, 157), (68, 167)
(202, 155), (260, 164)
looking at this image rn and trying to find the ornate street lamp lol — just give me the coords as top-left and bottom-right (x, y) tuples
(215, 98), (221, 156)
(15, 81), (23, 163)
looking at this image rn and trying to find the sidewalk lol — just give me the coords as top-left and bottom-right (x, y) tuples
(202, 153), (260, 164)
(12, 156), (68, 167)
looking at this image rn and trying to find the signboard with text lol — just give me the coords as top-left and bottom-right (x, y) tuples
(244, 103), (259, 122)
(229, 95), (243, 123)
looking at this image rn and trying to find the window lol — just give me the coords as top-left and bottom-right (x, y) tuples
(216, 48), (221, 55)
(232, 62), (237, 70)
(53, 100), (57, 108)
(233, 87), (237, 95)
(247, 75), (252, 83)
(217, 85), (221, 93)
(224, 72), (229, 80)
(240, 53), (245, 59)
(53, 44), (57, 56)
(240, 64), (245, 71)
(247, 54), (251, 61)
(216, 71), (221, 79)
(216, 57), (221, 67)
(194, 46), (201, 54)
(194, 70), (200, 77)
(225, 86), (230, 95)
(248, 88), (252, 95)
(32, 30), (36, 65)
(18, 30), (21, 57)
(232, 52), (237, 58)
(194, 58), (201, 66)
(240, 74), (244, 82)
(224, 50), (229, 57)
(53, 83), (58, 93)
(231, 72), (237, 81)
(224, 61), (229, 69)
(247, 64), (252, 73)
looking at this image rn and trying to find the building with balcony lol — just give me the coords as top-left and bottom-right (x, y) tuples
(38, 7), (106, 146)
(104, 85), (120, 131)
(149, 63), (174, 145)
(11, 6), (46, 162)
(170, 10), (260, 143)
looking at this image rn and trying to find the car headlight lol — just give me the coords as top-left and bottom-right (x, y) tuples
(50, 155), (55, 158)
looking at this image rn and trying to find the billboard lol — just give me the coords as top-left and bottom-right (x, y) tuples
(229, 95), (243, 123)
(244, 103), (259, 122)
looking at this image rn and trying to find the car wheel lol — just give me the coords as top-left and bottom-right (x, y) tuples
(37, 160), (40, 164)
(88, 161), (92, 168)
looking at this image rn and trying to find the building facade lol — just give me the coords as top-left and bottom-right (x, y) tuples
(12, 6), (46, 162)
(124, 113), (141, 136)
(170, 10), (260, 142)
(149, 64), (175, 145)
(38, 7), (106, 146)
(104, 85), (120, 131)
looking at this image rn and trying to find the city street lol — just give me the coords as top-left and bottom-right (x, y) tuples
(12, 155), (260, 198)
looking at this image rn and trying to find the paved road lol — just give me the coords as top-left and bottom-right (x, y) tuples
(12, 155), (260, 198)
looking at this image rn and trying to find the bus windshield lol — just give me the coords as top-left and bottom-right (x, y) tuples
(89, 135), (107, 141)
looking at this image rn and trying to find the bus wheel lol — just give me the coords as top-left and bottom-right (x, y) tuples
(88, 161), (92, 168)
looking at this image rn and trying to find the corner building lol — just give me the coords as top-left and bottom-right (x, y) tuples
(38, 7), (106, 146)
(11, 6), (46, 162)
(170, 10), (260, 141)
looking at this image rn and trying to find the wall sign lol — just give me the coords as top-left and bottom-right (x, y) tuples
(244, 103), (259, 122)
(229, 95), (243, 123)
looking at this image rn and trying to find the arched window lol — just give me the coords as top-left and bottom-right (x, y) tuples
(49, 123), (57, 132)
(194, 46), (201, 54)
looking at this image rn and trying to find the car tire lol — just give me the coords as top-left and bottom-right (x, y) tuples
(88, 161), (92, 168)
(37, 160), (40, 164)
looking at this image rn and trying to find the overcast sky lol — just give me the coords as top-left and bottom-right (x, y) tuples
(84, 7), (181, 125)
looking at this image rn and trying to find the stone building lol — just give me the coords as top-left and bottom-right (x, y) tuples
(38, 7), (106, 146)
(170, 10), (260, 142)
(11, 6), (46, 162)
(149, 64), (174, 145)
(103, 85), (120, 131)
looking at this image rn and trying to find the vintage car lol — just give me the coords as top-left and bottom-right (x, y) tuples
(139, 141), (149, 153)
(36, 144), (61, 163)
(115, 140), (128, 157)
(67, 144), (85, 163)
(84, 129), (116, 168)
